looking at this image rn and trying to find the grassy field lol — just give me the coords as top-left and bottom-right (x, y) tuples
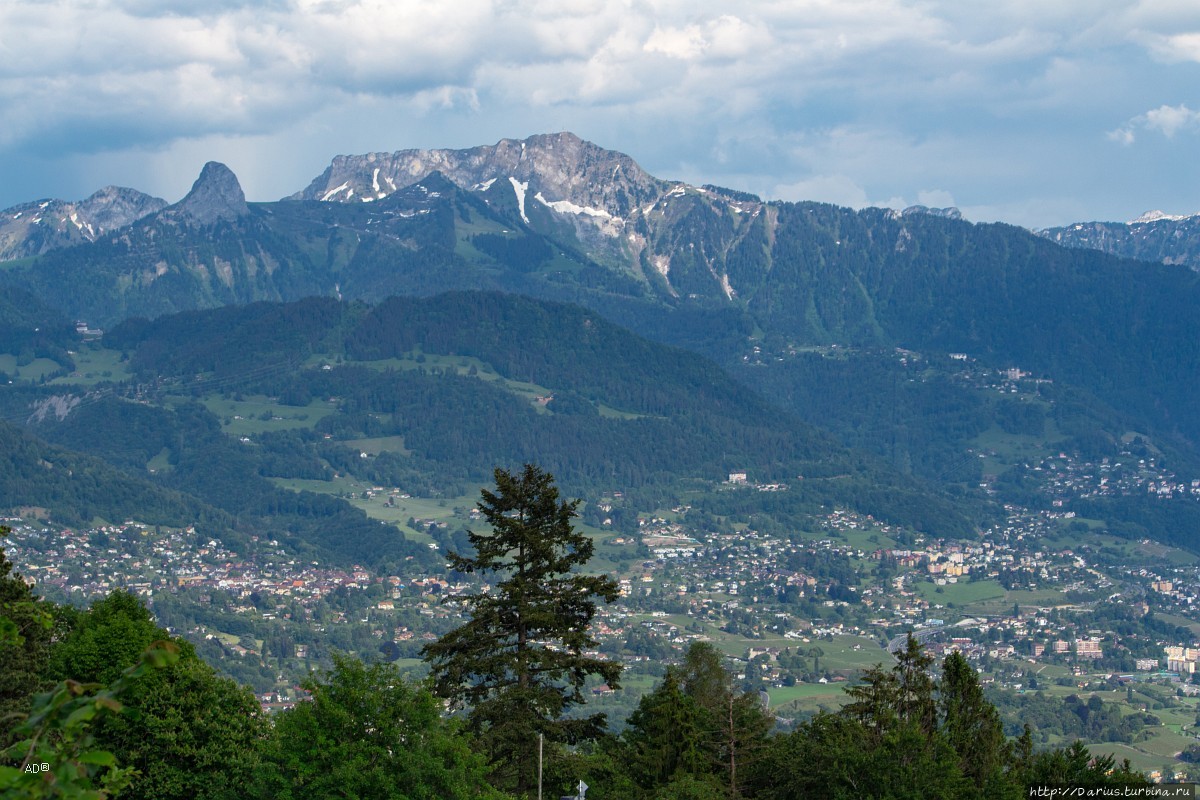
(0, 355), (67, 382)
(202, 395), (338, 435)
(1040, 529), (1197, 567)
(269, 475), (467, 545)
(270, 473), (634, 572)
(1089, 742), (1170, 775)
(968, 587), (1070, 617)
(1017, 682), (1200, 775)
(306, 352), (646, 419)
(343, 435), (410, 456)
(1158, 613), (1200, 638)
(146, 447), (172, 473)
(973, 419), (1062, 476)
(765, 682), (846, 708)
(52, 345), (133, 385)
(914, 578), (1007, 607)
(827, 526), (898, 551)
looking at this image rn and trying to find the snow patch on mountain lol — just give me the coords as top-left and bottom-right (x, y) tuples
(533, 192), (611, 219)
(509, 177), (529, 224)
(322, 182), (351, 202)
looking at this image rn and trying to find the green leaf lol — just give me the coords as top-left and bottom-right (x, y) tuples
(64, 703), (98, 729)
(77, 749), (118, 767)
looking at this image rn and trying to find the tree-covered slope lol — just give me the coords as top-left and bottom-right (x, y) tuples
(0, 420), (224, 529)
(81, 292), (983, 539)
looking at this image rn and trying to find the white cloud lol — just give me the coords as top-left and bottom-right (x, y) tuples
(1137, 31), (1200, 63)
(1107, 127), (1136, 146)
(1110, 104), (1200, 144)
(1143, 104), (1200, 137)
(772, 174), (871, 209)
(644, 24), (710, 60)
(916, 189), (957, 208)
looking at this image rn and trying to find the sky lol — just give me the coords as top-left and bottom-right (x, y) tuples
(1, 1), (1198, 229)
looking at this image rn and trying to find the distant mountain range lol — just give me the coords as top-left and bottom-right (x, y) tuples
(0, 186), (166, 262)
(1037, 211), (1200, 272)
(2, 132), (1200, 555)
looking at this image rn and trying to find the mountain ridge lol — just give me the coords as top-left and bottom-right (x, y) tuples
(1038, 213), (1200, 271)
(0, 186), (167, 262)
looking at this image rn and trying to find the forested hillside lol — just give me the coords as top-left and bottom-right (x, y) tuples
(0, 292), (980, 560)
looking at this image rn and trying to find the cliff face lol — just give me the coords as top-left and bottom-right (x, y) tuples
(293, 131), (773, 301)
(163, 162), (251, 227)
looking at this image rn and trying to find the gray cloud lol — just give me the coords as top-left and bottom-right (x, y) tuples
(0, 1), (1198, 227)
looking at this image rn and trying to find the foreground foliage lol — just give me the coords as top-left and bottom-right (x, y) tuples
(254, 655), (500, 800)
(423, 465), (622, 796)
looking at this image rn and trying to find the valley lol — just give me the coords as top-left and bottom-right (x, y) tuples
(4, 133), (1200, 786)
(7, 458), (1200, 778)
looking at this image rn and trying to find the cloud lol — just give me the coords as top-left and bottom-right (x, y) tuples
(1110, 104), (1200, 144)
(0, 0), (1199, 227)
(916, 189), (957, 208)
(1137, 31), (1200, 63)
(1144, 104), (1200, 137)
(772, 174), (872, 209)
(0, 0), (1072, 157)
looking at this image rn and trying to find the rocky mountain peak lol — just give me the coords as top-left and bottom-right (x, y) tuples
(171, 162), (249, 226)
(76, 186), (168, 232)
(294, 132), (665, 218)
(1129, 210), (1196, 225)
(0, 185), (166, 262)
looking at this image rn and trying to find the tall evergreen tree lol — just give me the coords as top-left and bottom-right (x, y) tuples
(939, 650), (1009, 791)
(894, 634), (937, 736)
(677, 643), (774, 798)
(622, 643), (773, 799)
(422, 464), (622, 797)
(622, 669), (710, 790)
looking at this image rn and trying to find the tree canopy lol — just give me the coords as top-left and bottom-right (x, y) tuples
(254, 654), (499, 800)
(423, 464), (622, 797)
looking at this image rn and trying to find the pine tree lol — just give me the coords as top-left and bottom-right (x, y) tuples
(894, 633), (937, 736)
(622, 669), (709, 788)
(939, 650), (1009, 790)
(422, 464), (622, 797)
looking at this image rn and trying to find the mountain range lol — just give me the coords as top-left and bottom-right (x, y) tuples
(1037, 211), (1200, 272)
(0, 185), (167, 262)
(1, 132), (1200, 560)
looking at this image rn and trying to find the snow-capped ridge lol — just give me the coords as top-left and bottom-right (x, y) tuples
(1129, 210), (1199, 225)
(0, 185), (166, 262)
